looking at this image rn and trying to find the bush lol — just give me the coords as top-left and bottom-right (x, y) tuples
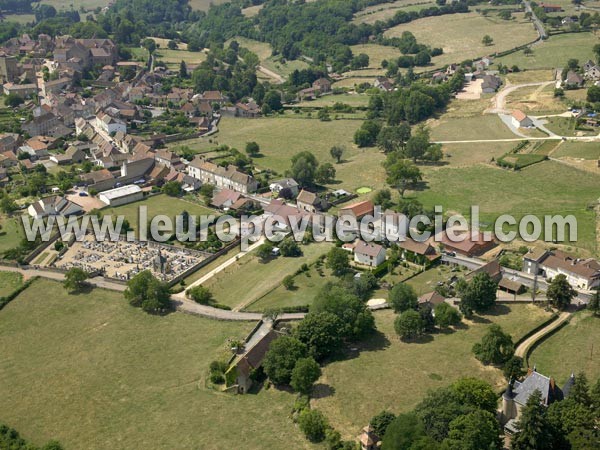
(187, 285), (213, 304)
(210, 372), (225, 384)
(210, 360), (228, 374)
(298, 409), (328, 442)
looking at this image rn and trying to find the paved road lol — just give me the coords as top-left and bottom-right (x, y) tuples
(523, 0), (548, 39)
(442, 254), (593, 303)
(515, 311), (571, 358)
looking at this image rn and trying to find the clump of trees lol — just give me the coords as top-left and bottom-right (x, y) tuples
(124, 270), (171, 313)
(456, 272), (498, 318)
(380, 377), (502, 449)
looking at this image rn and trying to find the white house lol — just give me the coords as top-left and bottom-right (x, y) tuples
(345, 240), (386, 268)
(28, 196), (83, 219)
(188, 157), (258, 194)
(511, 110), (534, 128)
(96, 112), (127, 135)
(539, 250), (600, 290)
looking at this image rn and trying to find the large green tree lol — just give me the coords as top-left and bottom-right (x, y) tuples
(290, 357), (321, 394)
(294, 311), (344, 360)
(511, 390), (556, 450)
(443, 410), (502, 450)
(459, 272), (498, 317)
(546, 274), (577, 310)
(288, 151), (319, 187)
(472, 324), (514, 365)
(394, 310), (426, 341)
(389, 283), (418, 313)
(263, 336), (307, 385)
(124, 270), (171, 313)
(63, 267), (88, 293)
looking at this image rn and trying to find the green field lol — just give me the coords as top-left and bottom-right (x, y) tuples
(350, 44), (403, 69)
(529, 311), (600, 385)
(189, 0), (231, 11)
(39, 0), (109, 12)
(553, 141), (600, 160)
(296, 93), (371, 108)
(0, 271), (22, 297)
(430, 114), (516, 141)
(314, 304), (553, 438)
(353, 0), (436, 24)
(416, 161), (600, 254)
(155, 48), (207, 69)
(543, 116), (597, 137)
(203, 242), (333, 310)
(101, 194), (217, 234)
(247, 262), (334, 312)
(174, 115), (382, 191)
(0, 279), (315, 450)
(230, 37), (309, 80)
(497, 32), (598, 69)
(439, 141), (516, 167)
(384, 12), (538, 68)
(0, 215), (24, 254)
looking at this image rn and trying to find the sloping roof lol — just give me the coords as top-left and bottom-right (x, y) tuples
(297, 189), (319, 205)
(512, 110), (528, 122)
(498, 277), (523, 293)
(511, 370), (563, 406)
(211, 189), (241, 208)
(339, 200), (374, 218)
(467, 259), (501, 280)
(398, 239), (438, 259)
(524, 247), (548, 263)
(441, 231), (495, 254)
(418, 291), (446, 306)
(354, 240), (385, 258)
(242, 329), (279, 369)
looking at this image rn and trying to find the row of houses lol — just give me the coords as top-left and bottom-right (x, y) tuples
(523, 247), (600, 290)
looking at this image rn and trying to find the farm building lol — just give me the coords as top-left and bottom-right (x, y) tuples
(99, 184), (143, 207)
(28, 196), (83, 219)
(511, 110), (534, 128)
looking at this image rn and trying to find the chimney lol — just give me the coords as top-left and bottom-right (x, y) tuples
(121, 161), (127, 177)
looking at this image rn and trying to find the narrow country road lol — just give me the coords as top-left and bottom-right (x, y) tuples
(486, 81), (555, 114)
(514, 311), (571, 359)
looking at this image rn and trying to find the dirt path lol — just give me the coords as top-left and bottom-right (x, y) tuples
(514, 311), (571, 359)
(257, 65), (285, 84)
(486, 81), (555, 114)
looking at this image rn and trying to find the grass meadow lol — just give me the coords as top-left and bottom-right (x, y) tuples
(313, 304), (553, 439)
(0, 215), (24, 254)
(189, 0), (230, 11)
(203, 242), (333, 310)
(553, 142), (600, 160)
(497, 32), (598, 70)
(172, 115), (384, 192)
(529, 311), (600, 385)
(0, 271), (23, 297)
(353, 0), (437, 24)
(384, 12), (538, 68)
(0, 279), (315, 450)
(415, 160), (600, 254)
(101, 194), (217, 234)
